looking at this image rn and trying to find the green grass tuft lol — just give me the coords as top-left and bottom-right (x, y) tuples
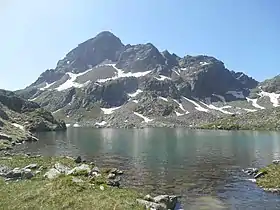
(0, 155), (144, 210)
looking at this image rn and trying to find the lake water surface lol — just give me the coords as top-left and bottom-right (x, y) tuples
(15, 128), (280, 209)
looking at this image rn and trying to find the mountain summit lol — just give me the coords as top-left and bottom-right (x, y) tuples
(16, 31), (279, 128)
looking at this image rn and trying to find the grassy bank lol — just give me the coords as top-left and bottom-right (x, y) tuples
(0, 155), (143, 210)
(256, 164), (280, 189)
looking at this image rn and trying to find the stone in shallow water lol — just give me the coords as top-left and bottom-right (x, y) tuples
(107, 177), (121, 187)
(136, 199), (165, 210)
(254, 171), (267, 179)
(272, 160), (280, 164)
(242, 168), (258, 176)
(263, 188), (280, 193)
(44, 168), (61, 179)
(107, 173), (116, 179)
(74, 156), (82, 164)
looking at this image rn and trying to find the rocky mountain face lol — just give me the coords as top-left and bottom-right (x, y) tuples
(0, 89), (66, 150)
(16, 31), (280, 128)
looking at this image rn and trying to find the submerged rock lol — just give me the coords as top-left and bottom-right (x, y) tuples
(138, 194), (180, 210)
(254, 171), (267, 179)
(272, 160), (280, 164)
(110, 168), (124, 175)
(74, 156), (82, 164)
(107, 173), (116, 179)
(4, 168), (34, 180)
(242, 168), (258, 176)
(136, 199), (165, 210)
(107, 177), (121, 187)
(263, 188), (280, 193)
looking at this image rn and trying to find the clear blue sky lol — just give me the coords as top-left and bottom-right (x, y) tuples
(0, 0), (279, 90)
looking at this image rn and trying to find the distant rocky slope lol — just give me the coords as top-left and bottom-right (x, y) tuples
(0, 89), (66, 150)
(16, 31), (280, 128)
(199, 106), (280, 130)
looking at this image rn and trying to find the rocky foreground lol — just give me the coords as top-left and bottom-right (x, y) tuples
(0, 154), (180, 210)
(243, 160), (280, 193)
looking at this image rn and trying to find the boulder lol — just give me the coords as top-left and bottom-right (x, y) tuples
(138, 194), (180, 210)
(74, 156), (82, 164)
(22, 169), (34, 179)
(107, 177), (121, 187)
(107, 173), (116, 179)
(0, 133), (12, 141)
(24, 164), (38, 170)
(54, 163), (70, 174)
(110, 168), (123, 175)
(144, 194), (155, 202)
(0, 165), (11, 176)
(67, 164), (91, 176)
(272, 160), (280, 164)
(5, 168), (22, 179)
(136, 199), (165, 210)
(44, 168), (61, 179)
(89, 166), (101, 176)
(153, 195), (179, 209)
(242, 168), (258, 176)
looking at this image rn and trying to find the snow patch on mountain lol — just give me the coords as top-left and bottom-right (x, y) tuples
(172, 70), (180, 76)
(175, 111), (184, 116)
(154, 75), (172, 81)
(40, 82), (56, 91)
(133, 112), (153, 123)
(56, 69), (92, 91)
(200, 102), (233, 114)
(246, 98), (265, 109)
(199, 61), (210, 66)
(258, 91), (280, 107)
(182, 96), (209, 112)
(97, 64), (152, 83)
(132, 100), (139, 104)
(101, 106), (121, 114)
(128, 89), (143, 97)
(95, 121), (107, 126)
(173, 99), (189, 114)
(158, 96), (168, 102)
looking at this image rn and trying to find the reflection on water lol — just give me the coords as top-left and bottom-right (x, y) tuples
(15, 128), (280, 209)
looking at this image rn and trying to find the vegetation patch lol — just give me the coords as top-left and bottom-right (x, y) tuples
(0, 155), (144, 210)
(256, 164), (280, 189)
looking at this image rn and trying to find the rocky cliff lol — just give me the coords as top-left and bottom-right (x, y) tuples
(16, 31), (280, 128)
(0, 89), (66, 150)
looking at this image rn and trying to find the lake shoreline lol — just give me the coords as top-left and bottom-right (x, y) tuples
(0, 153), (181, 210)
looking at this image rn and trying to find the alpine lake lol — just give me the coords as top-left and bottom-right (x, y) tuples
(14, 128), (280, 209)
